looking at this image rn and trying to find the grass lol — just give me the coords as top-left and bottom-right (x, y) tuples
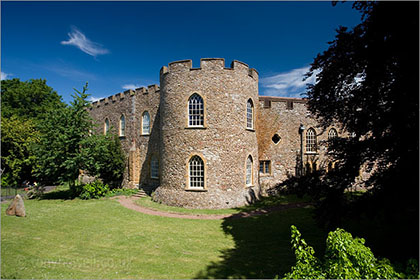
(1, 187), (323, 279)
(135, 193), (312, 215)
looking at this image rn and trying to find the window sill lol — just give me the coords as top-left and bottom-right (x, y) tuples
(185, 126), (207, 130)
(150, 177), (159, 180)
(246, 128), (255, 132)
(259, 173), (272, 177)
(305, 152), (318, 155)
(185, 188), (207, 192)
(141, 133), (150, 136)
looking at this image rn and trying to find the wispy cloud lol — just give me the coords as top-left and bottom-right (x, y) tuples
(1, 71), (12, 80)
(61, 26), (109, 57)
(260, 66), (317, 98)
(88, 96), (105, 102)
(48, 64), (97, 81)
(122, 84), (144, 90)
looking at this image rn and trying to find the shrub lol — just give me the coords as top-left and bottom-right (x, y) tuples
(284, 225), (401, 279)
(79, 180), (109, 200)
(105, 188), (138, 197)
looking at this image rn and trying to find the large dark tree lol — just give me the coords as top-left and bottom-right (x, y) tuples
(303, 1), (418, 261)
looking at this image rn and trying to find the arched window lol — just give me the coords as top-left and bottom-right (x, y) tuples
(150, 155), (159, 179)
(188, 94), (204, 127)
(246, 155), (253, 186)
(142, 111), (150, 135)
(189, 155), (204, 189)
(246, 99), (254, 129)
(119, 115), (125, 137)
(104, 118), (110, 135)
(328, 128), (338, 140)
(306, 128), (317, 153)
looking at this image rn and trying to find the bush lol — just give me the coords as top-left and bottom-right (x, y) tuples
(105, 188), (138, 197)
(79, 180), (109, 200)
(284, 225), (401, 279)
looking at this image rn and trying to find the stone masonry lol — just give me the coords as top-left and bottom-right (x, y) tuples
(89, 58), (342, 209)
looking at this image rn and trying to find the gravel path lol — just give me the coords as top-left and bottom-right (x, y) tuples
(115, 195), (313, 220)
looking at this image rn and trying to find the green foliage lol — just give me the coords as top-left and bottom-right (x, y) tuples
(79, 180), (110, 200)
(284, 226), (401, 279)
(26, 183), (46, 199)
(1, 78), (64, 120)
(105, 188), (138, 197)
(33, 83), (92, 190)
(1, 116), (40, 188)
(80, 134), (126, 188)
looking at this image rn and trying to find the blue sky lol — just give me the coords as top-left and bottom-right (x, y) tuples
(1, 1), (363, 103)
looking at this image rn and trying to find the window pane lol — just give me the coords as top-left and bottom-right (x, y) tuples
(188, 94), (204, 127)
(189, 155), (204, 189)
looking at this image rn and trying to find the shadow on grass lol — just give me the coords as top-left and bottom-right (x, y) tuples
(41, 189), (75, 200)
(195, 207), (327, 279)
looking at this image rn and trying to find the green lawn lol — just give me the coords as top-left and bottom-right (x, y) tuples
(136, 194), (311, 215)
(1, 191), (325, 279)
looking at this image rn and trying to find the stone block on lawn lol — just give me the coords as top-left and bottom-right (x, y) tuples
(6, 194), (26, 217)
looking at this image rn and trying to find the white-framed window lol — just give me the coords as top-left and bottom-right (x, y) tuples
(246, 99), (254, 129)
(104, 118), (110, 135)
(259, 160), (271, 174)
(188, 94), (204, 127)
(328, 128), (338, 140)
(306, 128), (317, 153)
(189, 155), (204, 189)
(142, 111), (150, 135)
(150, 156), (159, 179)
(119, 115), (126, 137)
(246, 155), (253, 186)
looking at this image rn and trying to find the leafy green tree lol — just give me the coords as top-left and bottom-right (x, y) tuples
(284, 225), (401, 279)
(33, 83), (92, 190)
(1, 78), (64, 120)
(80, 134), (126, 188)
(1, 116), (40, 188)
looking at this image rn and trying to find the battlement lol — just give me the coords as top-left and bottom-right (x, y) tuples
(160, 58), (259, 81)
(90, 84), (160, 108)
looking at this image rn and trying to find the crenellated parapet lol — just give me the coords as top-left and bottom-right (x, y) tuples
(160, 58), (259, 82)
(90, 85), (160, 109)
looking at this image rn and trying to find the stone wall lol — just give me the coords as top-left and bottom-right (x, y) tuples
(156, 58), (260, 208)
(257, 96), (342, 191)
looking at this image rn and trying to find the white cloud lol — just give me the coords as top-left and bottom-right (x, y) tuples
(122, 84), (144, 90)
(61, 26), (109, 57)
(1, 71), (11, 80)
(88, 96), (105, 103)
(260, 66), (317, 98)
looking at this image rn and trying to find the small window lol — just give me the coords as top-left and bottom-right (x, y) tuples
(328, 128), (338, 140)
(188, 94), (204, 127)
(104, 118), (110, 135)
(246, 155), (253, 186)
(272, 134), (281, 144)
(119, 115), (126, 137)
(246, 99), (254, 129)
(189, 155), (204, 189)
(259, 160), (271, 175)
(150, 156), (159, 179)
(306, 128), (317, 153)
(263, 99), (271, 108)
(142, 111), (150, 135)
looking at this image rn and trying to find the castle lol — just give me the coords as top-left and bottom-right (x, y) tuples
(89, 58), (340, 209)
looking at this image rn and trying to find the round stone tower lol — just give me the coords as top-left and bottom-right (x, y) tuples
(154, 58), (259, 209)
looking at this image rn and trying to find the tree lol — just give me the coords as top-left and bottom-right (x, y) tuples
(33, 83), (92, 189)
(1, 116), (40, 188)
(80, 134), (126, 188)
(1, 78), (64, 120)
(304, 2), (418, 220)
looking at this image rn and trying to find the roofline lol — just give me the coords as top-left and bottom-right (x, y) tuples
(259, 95), (307, 103)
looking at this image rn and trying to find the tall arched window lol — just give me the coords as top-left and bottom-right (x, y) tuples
(328, 128), (338, 140)
(104, 118), (110, 135)
(246, 99), (254, 129)
(119, 115), (125, 137)
(142, 111), (150, 135)
(189, 155), (204, 189)
(150, 155), (159, 179)
(246, 155), (253, 186)
(306, 128), (317, 153)
(188, 94), (204, 127)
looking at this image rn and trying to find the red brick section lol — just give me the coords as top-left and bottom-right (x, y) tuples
(114, 196), (312, 220)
